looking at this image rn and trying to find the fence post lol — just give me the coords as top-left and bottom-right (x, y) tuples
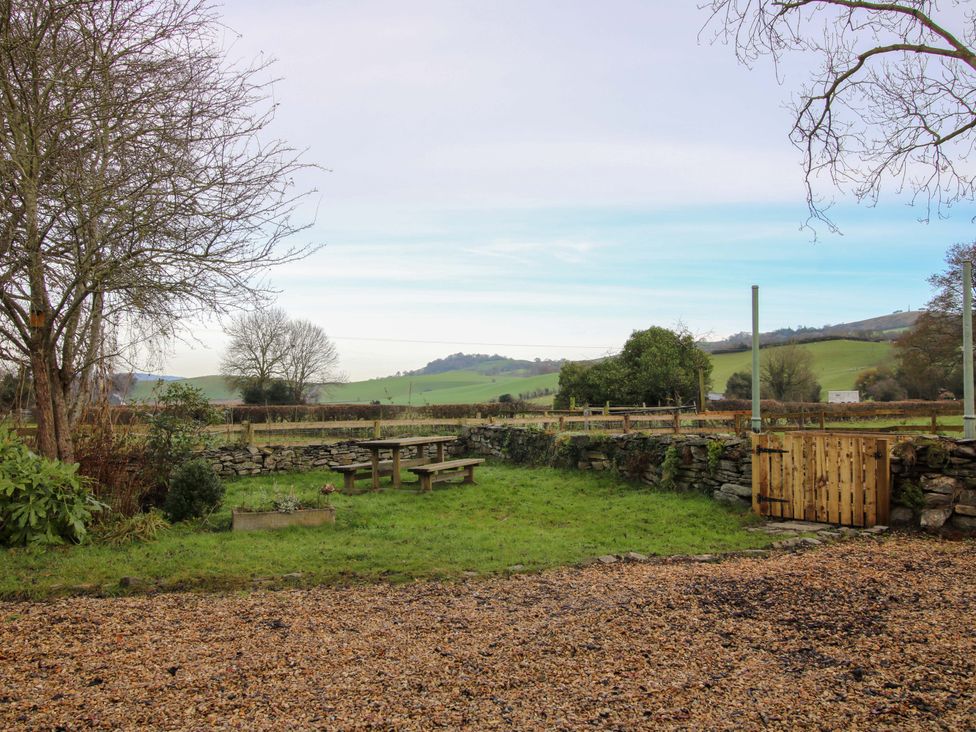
(623, 414), (631, 433)
(373, 420), (381, 438)
(819, 411), (826, 431)
(583, 408), (591, 431)
(558, 416), (565, 432)
(242, 420), (254, 446)
(931, 413), (938, 433)
(604, 401), (610, 416)
(672, 410), (680, 434)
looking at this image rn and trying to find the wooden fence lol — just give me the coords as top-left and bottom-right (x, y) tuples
(9, 403), (967, 448)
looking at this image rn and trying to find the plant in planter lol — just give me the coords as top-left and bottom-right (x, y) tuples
(231, 482), (337, 532)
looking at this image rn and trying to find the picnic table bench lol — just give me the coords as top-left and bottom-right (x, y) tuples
(353, 436), (458, 490)
(408, 458), (485, 492)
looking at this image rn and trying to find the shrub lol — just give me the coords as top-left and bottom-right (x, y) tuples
(144, 383), (222, 505)
(0, 429), (105, 546)
(163, 459), (225, 522)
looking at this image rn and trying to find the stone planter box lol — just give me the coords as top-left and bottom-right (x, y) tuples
(231, 507), (336, 532)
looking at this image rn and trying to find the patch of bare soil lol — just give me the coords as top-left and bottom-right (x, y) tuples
(1, 537), (974, 730)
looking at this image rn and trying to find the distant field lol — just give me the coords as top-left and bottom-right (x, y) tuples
(127, 374), (238, 403)
(710, 340), (895, 395)
(128, 339), (894, 406)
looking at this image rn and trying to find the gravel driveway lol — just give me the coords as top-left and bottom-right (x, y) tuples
(1, 536), (973, 730)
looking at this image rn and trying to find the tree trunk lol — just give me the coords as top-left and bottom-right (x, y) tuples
(29, 347), (58, 460)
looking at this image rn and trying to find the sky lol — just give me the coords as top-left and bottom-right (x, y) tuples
(148, 0), (976, 381)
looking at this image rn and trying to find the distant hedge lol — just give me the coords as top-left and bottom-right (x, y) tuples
(708, 399), (960, 417)
(106, 401), (537, 424)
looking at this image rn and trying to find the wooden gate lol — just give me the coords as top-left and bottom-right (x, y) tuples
(751, 432), (894, 527)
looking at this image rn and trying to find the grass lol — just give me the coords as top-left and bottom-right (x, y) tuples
(710, 339), (895, 395)
(127, 339), (896, 407)
(0, 463), (767, 599)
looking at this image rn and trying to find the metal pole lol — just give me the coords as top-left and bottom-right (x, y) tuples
(751, 285), (761, 433)
(964, 261), (975, 439)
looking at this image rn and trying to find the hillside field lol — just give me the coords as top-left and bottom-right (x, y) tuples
(127, 339), (895, 406)
(710, 340), (895, 396)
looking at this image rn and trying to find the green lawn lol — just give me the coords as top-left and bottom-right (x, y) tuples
(0, 464), (766, 599)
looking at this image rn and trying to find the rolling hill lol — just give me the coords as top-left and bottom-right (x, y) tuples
(126, 339), (896, 406)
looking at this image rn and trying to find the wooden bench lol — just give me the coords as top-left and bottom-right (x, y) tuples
(334, 457), (433, 492)
(408, 458), (485, 492)
(334, 461), (394, 492)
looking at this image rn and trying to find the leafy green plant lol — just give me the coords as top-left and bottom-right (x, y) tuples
(163, 459), (225, 522)
(706, 440), (724, 477)
(94, 509), (170, 546)
(0, 429), (105, 546)
(659, 444), (681, 491)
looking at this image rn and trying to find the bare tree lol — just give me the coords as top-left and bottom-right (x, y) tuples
(220, 308), (291, 400)
(282, 319), (340, 403)
(761, 344), (821, 401)
(221, 311), (339, 404)
(0, 0), (318, 460)
(704, 1), (976, 230)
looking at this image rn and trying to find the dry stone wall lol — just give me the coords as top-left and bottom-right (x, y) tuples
(459, 426), (753, 505)
(201, 441), (463, 478)
(891, 437), (976, 533)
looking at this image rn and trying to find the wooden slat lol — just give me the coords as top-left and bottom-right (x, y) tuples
(775, 433), (787, 519)
(804, 435), (816, 522)
(852, 436), (864, 527)
(815, 435), (828, 523)
(876, 437), (890, 525)
(751, 433), (764, 517)
(840, 436), (855, 526)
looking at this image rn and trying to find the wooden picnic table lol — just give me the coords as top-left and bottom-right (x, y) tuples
(356, 435), (457, 490)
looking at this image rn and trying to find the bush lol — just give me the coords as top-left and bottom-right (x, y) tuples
(144, 382), (222, 505)
(0, 428), (104, 546)
(163, 459), (225, 522)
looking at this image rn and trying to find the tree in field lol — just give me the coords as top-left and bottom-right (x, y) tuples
(893, 311), (963, 399)
(927, 241), (976, 314)
(553, 358), (626, 409)
(221, 310), (339, 404)
(0, 1), (317, 461)
(760, 344), (821, 402)
(554, 327), (711, 407)
(705, 1), (976, 229)
(221, 309), (290, 402)
(855, 366), (907, 402)
(724, 370), (752, 399)
(618, 327), (712, 406)
(282, 319), (340, 404)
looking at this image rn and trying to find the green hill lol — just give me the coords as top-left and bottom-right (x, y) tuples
(126, 339), (896, 406)
(127, 374), (238, 403)
(710, 339), (895, 396)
